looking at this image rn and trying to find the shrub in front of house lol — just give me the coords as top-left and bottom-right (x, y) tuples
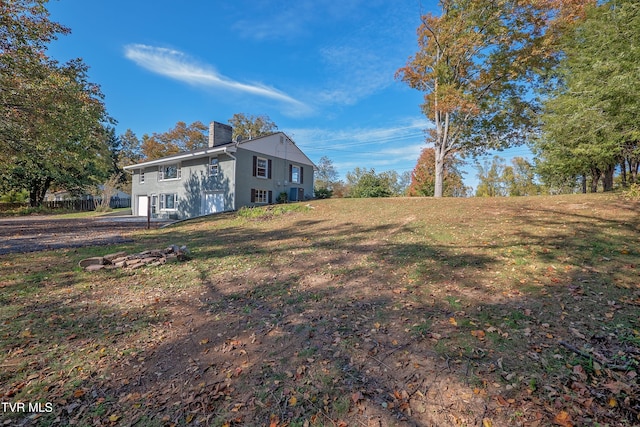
(277, 192), (288, 203)
(314, 187), (333, 199)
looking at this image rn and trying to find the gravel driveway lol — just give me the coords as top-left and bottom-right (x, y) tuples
(0, 215), (166, 255)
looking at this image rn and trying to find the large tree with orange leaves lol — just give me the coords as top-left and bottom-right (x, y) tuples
(408, 147), (469, 197)
(397, 0), (592, 197)
(141, 121), (208, 160)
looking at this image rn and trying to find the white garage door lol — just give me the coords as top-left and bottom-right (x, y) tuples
(137, 195), (149, 216)
(204, 193), (225, 214)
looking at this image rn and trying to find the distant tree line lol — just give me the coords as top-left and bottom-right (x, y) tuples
(4, 0), (637, 208)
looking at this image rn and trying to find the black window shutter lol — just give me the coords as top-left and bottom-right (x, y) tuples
(251, 189), (255, 203)
(289, 164), (292, 182)
(268, 191), (273, 204)
(252, 156), (257, 177)
(268, 159), (272, 179)
(300, 166), (304, 184)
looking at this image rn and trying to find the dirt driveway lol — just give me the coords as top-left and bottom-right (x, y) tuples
(0, 215), (165, 255)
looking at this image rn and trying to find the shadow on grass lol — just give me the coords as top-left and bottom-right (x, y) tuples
(1, 197), (639, 426)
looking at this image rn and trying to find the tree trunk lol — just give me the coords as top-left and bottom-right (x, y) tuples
(581, 175), (587, 194)
(628, 158), (639, 184)
(602, 164), (614, 192)
(29, 177), (52, 207)
(590, 168), (600, 193)
(434, 148), (445, 198)
(620, 159), (627, 187)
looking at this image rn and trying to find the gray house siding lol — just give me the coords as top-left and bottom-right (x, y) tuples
(130, 153), (236, 219)
(176, 155), (235, 218)
(234, 148), (314, 208)
(126, 129), (315, 220)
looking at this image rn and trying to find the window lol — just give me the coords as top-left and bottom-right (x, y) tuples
(289, 164), (304, 184)
(140, 172), (145, 184)
(209, 158), (219, 176)
(251, 189), (272, 204)
(291, 165), (300, 184)
(159, 193), (177, 210)
(255, 189), (268, 203)
(159, 163), (181, 180)
(253, 156), (271, 179)
(256, 157), (268, 178)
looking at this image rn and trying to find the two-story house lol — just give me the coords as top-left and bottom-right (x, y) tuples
(124, 121), (316, 220)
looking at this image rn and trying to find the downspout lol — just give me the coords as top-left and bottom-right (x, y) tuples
(283, 135), (288, 201)
(224, 148), (237, 211)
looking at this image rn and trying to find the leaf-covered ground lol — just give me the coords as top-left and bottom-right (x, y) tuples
(1, 194), (639, 426)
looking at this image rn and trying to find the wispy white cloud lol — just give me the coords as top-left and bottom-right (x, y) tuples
(287, 117), (431, 175)
(289, 117), (430, 147)
(313, 2), (421, 107)
(230, 1), (420, 107)
(123, 44), (311, 115)
(232, 0), (368, 41)
(316, 45), (393, 105)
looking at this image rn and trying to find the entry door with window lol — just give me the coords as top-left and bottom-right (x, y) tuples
(151, 195), (158, 217)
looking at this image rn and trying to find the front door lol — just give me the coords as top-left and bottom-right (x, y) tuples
(151, 195), (158, 217)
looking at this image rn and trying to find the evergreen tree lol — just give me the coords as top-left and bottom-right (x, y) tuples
(536, 0), (640, 192)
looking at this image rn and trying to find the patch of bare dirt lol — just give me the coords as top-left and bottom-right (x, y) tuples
(0, 216), (160, 255)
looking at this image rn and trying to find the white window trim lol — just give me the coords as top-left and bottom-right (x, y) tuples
(158, 163), (182, 181)
(151, 194), (158, 214)
(159, 193), (178, 211)
(255, 189), (268, 204)
(291, 165), (301, 184)
(209, 157), (219, 177)
(256, 157), (268, 179)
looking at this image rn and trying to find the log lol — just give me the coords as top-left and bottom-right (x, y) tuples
(79, 257), (104, 269)
(103, 251), (127, 263)
(80, 244), (188, 271)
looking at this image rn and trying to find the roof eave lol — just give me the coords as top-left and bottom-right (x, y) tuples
(123, 145), (237, 170)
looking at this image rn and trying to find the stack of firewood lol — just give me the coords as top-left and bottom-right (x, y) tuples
(79, 245), (189, 271)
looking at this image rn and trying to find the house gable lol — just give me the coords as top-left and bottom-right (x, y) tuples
(237, 133), (316, 169)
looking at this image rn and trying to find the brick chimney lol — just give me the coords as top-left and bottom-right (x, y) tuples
(208, 121), (233, 147)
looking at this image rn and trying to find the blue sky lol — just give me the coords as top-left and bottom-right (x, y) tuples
(46, 0), (531, 190)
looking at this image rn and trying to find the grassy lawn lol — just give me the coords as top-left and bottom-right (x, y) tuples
(1, 194), (639, 426)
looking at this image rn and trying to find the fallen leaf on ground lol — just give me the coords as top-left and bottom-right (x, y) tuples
(554, 410), (573, 427)
(471, 330), (486, 339)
